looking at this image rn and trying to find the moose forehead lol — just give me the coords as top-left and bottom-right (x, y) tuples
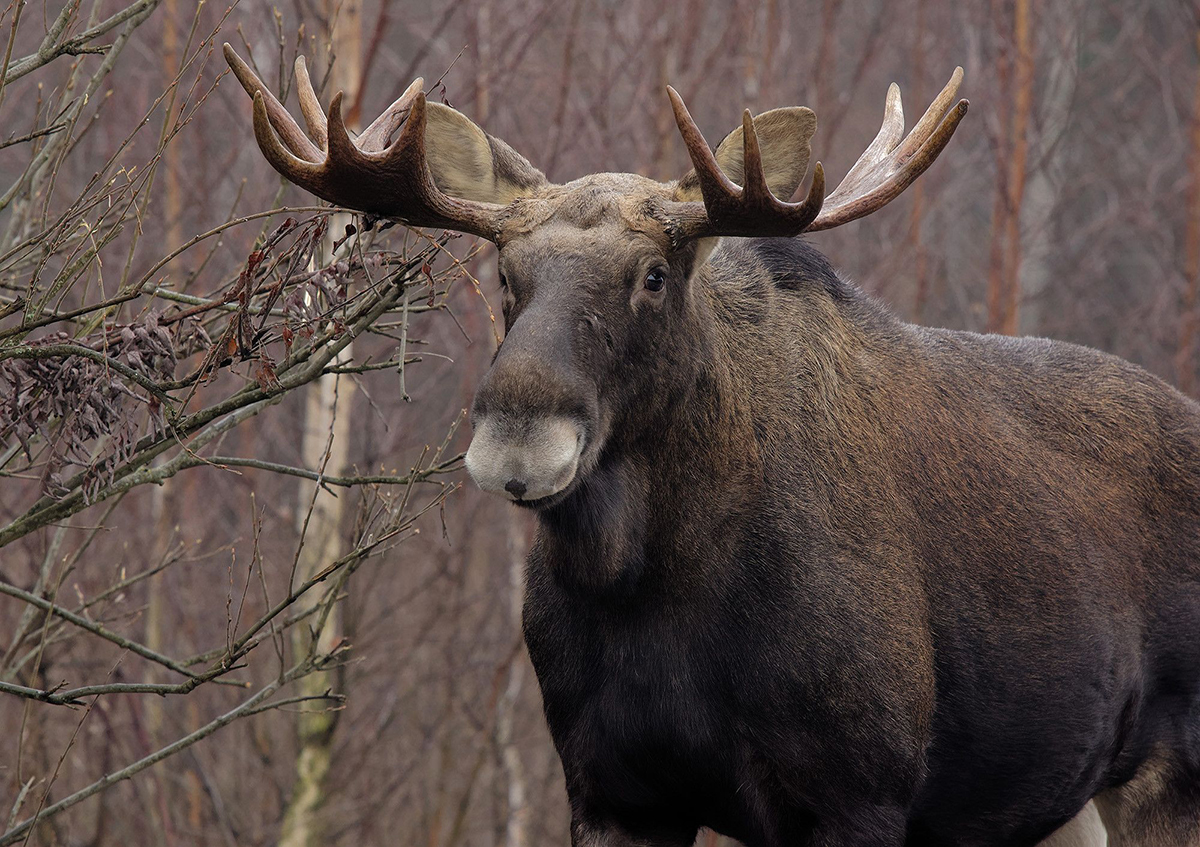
(495, 172), (677, 253)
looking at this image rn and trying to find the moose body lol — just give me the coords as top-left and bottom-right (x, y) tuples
(522, 236), (1200, 846)
(226, 45), (1200, 845)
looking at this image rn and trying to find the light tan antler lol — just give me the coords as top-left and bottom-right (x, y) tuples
(809, 67), (968, 231)
(663, 69), (968, 242)
(223, 44), (506, 239)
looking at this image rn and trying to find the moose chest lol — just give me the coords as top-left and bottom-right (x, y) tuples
(523, 580), (742, 815)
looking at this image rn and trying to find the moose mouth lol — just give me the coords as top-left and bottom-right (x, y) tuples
(510, 488), (571, 510)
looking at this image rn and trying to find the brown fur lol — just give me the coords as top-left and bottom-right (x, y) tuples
(469, 177), (1200, 842)
(453, 110), (1200, 845)
(252, 88), (1200, 844)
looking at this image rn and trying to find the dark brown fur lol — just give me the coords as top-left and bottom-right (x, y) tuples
(479, 229), (1200, 846)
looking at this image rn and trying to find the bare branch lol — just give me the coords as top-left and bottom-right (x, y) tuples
(0, 668), (300, 846)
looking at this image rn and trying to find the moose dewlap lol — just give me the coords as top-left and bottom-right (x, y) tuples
(228, 43), (1200, 847)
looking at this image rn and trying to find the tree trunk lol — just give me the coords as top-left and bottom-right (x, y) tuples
(986, 0), (1034, 336)
(1177, 27), (1200, 396)
(1015, 3), (1075, 337)
(985, 0), (1013, 334)
(277, 4), (361, 845)
(909, 0), (928, 322)
(162, 0), (184, 261)
(494, 515), (532, 847)
(275, 364), (354, 847)
(1002, 0), (1034, 336)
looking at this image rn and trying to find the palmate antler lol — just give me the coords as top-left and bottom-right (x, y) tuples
(662, 69), (969, 241)
(226, 42), (966, 245)
(223, 44), (506, 240)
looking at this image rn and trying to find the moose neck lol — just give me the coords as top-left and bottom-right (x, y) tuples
(533, 245), (882, 604)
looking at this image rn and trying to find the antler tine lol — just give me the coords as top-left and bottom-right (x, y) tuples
(358, 77), (425, 152)
(294, 55), (328, 151)
(291, 53), (423, 154)
(740, 109), (773, 205)
(897, 66), (963, 161)
(251, 91), (323, 185)
(660, 69), (964, 242)
(325, 86), (503, 234)
(742, 110), (826, 229)
(224, 43), (321, 162)
(667, 86), (742, 208)
(374, 89), (507, 235)
(795, 162), (826, 226)
(808, 69), (968, 232)
(896, 97), (968, 185)
(826, 82), (905, 205)
(324, 91), (366, 167)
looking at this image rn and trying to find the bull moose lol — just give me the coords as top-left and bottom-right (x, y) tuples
(225, 44), (1200, 847)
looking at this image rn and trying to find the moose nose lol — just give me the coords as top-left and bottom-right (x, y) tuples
(465, 416), (584, 504)
(504, 478), (528, 499)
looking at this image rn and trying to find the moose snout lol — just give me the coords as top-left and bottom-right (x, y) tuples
(465, 415), (584, 503)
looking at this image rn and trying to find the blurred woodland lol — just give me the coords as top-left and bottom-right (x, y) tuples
(0, 0), (1197, 845)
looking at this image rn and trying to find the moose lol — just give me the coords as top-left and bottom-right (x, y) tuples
(225, 44), (1200, 847)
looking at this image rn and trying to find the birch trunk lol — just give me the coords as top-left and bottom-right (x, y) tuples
(494, 515), (531, 847)
(277, 4), (361, 844)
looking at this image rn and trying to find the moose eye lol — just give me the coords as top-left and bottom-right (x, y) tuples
(644, 269), (666, 292)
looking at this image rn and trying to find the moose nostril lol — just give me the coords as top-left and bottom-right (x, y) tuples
(504, 478), (528, 499)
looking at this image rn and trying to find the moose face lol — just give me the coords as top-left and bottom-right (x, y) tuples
(464, 141), (824, 506)
(451, 128), (826, 507)
(224, 43), (966, 508)
(466, 177), (713, 506)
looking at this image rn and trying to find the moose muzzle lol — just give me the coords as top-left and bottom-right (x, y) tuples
(464, 289), (597, 505)
(465, 415), (584, 503)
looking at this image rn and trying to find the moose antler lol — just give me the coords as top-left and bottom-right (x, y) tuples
(664, 68), (968, 242)
(810, 67), (968, 231)
(223, 44), (506, 239)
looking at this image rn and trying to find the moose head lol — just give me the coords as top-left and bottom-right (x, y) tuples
(224, 45), (966, 509)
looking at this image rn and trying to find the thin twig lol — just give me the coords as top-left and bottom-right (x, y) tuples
(0, 667), (302, 846)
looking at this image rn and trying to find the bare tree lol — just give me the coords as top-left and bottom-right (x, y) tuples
(0, 5), (469, 843)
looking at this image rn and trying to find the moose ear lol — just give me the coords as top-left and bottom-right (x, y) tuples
(674, 106), (816, 203)
(424, 102), (548, 204)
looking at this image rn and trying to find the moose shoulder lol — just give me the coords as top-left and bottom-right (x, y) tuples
(226, 44), (1200, 847)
